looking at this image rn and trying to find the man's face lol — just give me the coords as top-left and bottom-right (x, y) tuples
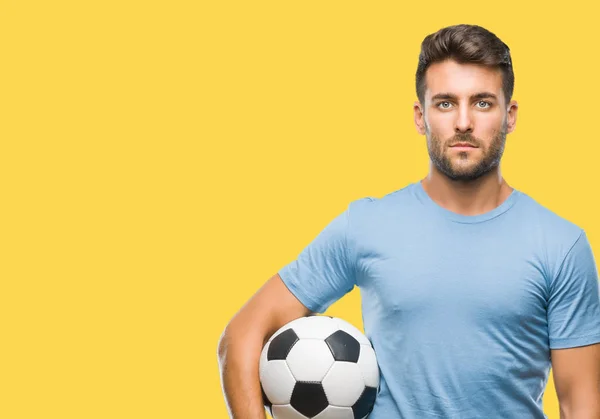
(414, 59), (518, 181)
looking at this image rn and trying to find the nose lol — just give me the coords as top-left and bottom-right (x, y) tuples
(454, 105), (474, 133)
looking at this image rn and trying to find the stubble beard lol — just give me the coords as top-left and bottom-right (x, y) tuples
(426, 123), (507, 182)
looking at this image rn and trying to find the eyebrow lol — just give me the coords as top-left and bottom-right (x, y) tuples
(431, 92), (498, 101)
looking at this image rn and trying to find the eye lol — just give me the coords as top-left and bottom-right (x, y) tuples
(477, 101), (492, 109)
(437, 101), (452, 109)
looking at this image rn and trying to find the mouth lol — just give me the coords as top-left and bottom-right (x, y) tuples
(450, 143), (477, 150)
(449, 142), (478, 148)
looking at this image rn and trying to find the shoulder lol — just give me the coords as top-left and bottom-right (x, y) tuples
(515, 190), (583, 240)
(343, 184), (423, 242)
(514, 190), (589, 283)
(347, 183), (417, 217)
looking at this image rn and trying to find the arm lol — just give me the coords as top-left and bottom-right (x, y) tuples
(217, 274), (311, 419)
(551, 343), (600, 419)
(217, 202), (360, 417)
(547, 230), (600, 418)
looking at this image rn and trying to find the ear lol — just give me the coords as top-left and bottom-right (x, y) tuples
(506, 100), (518, 133)
(414, 101), (426, 135)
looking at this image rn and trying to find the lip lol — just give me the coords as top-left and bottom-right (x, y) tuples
(450, 143), (478, 149)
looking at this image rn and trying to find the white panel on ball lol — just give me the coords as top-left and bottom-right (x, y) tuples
(331, 317), (371, 346)
(322, 361), (365, 406)
(271, 404), (309, 419)
(268, 317), (303, 343)
(260, 360), (296, 405)
(259, 341), (270, 377)
(312, 405), (355, 419)
(288, 316), (338, 339)
(357, 344), (380, 388)
(286, 340), (335, 382)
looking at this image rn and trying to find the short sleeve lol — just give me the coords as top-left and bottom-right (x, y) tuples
(548, 230), (600, 349)
(278, 205), (356, 314)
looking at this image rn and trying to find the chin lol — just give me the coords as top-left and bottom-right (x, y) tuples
(445, 171), (485, 182)
(444, 162), (483, 179)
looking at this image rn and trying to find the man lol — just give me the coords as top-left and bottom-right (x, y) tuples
(217, 24), (600, 418)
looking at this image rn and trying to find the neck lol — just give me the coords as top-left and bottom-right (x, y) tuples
(421, 165), (513, 216)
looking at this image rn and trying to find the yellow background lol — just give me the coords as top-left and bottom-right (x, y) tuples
(1, 1), (598, 418)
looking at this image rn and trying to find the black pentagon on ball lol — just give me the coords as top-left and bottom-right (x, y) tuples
(260, 384), (272, 417)
(352, 386), (378, 418)
(325, 330), (361, 362)
(290, 382), (329, 417)
(267, 328), (299, 360)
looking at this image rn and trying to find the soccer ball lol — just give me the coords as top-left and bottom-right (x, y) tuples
(259, 315), (380, 419)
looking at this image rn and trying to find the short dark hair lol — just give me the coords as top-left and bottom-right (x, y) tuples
(415, 24), (514, 106)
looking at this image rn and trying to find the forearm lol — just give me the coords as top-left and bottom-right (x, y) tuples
(559, 401), (600, 419)
(218, 331), (267, 419)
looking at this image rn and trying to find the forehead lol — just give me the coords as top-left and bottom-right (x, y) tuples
(425, 60), (503, 100)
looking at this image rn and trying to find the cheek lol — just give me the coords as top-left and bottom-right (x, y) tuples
(426, 115), (454, 139)
(476, 120), (504, 143)
(478, 111), (504, 131)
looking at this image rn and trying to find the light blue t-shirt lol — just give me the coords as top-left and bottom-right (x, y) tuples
(278, 181), (600, 419)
